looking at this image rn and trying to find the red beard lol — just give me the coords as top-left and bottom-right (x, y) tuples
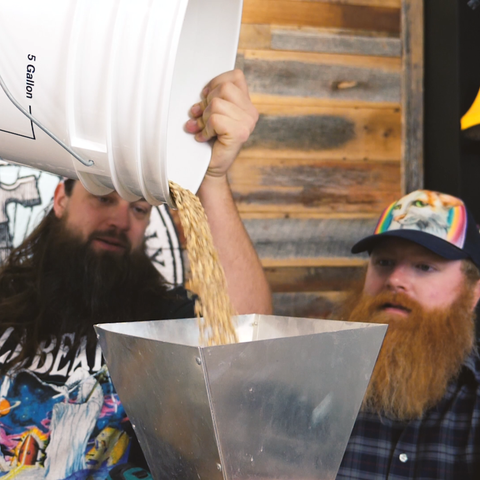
(342, 284), (476, 420)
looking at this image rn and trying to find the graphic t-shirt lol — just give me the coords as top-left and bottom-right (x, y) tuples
(0, 289), (195, 479)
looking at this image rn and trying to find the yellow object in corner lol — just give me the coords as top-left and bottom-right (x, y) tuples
(461, 87), (480, 131)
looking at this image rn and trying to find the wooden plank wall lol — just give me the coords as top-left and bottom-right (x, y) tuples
(180, 0), (404, 319)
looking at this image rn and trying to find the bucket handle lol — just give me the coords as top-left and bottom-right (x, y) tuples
(0, 74), (94, 168)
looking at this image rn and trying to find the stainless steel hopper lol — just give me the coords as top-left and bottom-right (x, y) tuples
(95, 314), (386, 480)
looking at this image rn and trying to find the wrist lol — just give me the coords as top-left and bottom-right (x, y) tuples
(198, 172), (228, 192)
(197, 173), (232, 207)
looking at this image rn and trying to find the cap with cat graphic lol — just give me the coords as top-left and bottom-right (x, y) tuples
(352, 190), (480, 270)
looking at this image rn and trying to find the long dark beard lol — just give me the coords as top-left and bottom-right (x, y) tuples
(0, 212), (171, 373)
(341, 283), (476, 421)
(39, 216), (170, 336)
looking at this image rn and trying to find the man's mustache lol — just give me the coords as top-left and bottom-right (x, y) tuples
(87, 229), (132, 252)
(359, 290), (423, 322)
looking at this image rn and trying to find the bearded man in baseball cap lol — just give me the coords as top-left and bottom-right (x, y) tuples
(336, 189), (480, 480)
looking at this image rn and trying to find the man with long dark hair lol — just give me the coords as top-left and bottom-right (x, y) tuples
(0, 70), (272, 478)
(336, 189), (480, 479)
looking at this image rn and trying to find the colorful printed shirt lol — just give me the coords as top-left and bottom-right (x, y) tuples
(0, 288), (195, 479)
(336, 350), (480, 479)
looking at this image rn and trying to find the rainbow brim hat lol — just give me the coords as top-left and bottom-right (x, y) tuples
(351, 190), (480, 269)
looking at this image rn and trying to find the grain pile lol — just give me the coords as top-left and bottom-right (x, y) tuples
(169, 181), (238, 346)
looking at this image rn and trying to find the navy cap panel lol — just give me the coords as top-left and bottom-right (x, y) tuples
(351, 230), (470, 260)
(350, 190), (480, 270)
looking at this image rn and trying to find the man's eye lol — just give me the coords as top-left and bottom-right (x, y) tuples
(98, 196), (111, 204)
(133, 205), (150, 216)
(417, 264), (433, 272)
(376, 259), (394, 267)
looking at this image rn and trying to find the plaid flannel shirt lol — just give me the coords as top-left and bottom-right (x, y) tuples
(336, 351), (480, 479)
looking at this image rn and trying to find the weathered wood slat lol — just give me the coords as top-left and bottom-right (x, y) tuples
(241, 212), (379, 220)
(272, 291), (346, 318)
(249, 93), (400, 110)
(243, 49), (401, 72)
(261, 257), (368, 267)
(229, 159), (401, 214)
(240, 50), (401, 103)
(272, 29), (401, 57)
(238, 49), (401, 81)
(401, 0), (424, 193)
(242, 217), (378, 259)
(240, 105), (401, 160)
(289, 0), (400, 8)
(266, 264), (365, 292)
(242, 0), (400, 33)
(238, 24), (401, 57)
(232, 187), (399, 215)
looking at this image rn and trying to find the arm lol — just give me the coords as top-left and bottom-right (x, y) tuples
(185, 70), (272, 315)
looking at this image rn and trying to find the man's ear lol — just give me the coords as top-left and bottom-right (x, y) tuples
(472, 280), (480, 311)
(53, 182), (69, 218)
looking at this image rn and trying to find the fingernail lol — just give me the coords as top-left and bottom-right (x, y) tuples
(202, 87), (210, 98)
(185, 119), (197, 130)
(195, 132), (205, 142)
(191, 104), (202, 116)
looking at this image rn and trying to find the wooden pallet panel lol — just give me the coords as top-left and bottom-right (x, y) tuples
(175, 0), (408, 321)
(240, 50), (401, 104)
(242, 0), (400, 33)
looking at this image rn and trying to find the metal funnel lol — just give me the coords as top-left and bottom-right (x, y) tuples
(95, 315), (386, 480)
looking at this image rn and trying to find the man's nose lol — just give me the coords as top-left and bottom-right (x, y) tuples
(385, 264), (409, 292)
(107, 202), (131, 231)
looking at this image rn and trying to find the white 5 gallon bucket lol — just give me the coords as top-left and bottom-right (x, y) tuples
(0, 0), (243, 206)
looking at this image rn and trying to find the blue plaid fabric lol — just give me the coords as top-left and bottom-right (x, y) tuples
(336, 351), (480, 479)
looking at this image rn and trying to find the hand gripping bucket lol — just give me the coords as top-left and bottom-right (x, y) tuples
(0, 0), (243, 206)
